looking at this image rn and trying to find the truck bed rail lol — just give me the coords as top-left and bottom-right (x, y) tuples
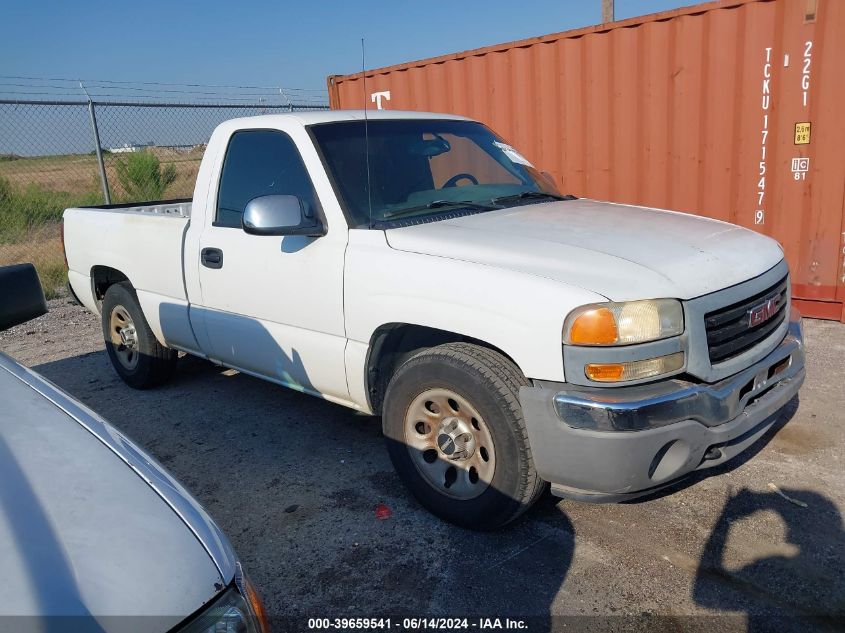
(76, 198), (192, 218)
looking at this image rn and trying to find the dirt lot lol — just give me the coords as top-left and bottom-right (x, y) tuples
(2, 299), (844, 631)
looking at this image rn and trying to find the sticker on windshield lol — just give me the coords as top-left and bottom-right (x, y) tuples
(493, 141), (533, 167)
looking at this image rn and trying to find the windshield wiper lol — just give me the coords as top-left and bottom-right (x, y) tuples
(492, 191), (574, 205)
(381, 199), (500, 220)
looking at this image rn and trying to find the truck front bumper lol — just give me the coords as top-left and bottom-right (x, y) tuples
(519, 309), (805, 502)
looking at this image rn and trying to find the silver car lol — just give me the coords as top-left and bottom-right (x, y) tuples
(0, 264), (267, 633)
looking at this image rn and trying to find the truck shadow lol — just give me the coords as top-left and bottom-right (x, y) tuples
(32, 336), (575, 626)
(29, 304), (835, 629)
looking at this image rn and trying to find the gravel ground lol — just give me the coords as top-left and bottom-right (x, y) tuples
(2, 298), (844, 631)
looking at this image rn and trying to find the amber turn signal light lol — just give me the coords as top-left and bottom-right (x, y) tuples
(568, 307), (619, 345)
(585, 352), (685, 382)
(584, 363), (625, 381)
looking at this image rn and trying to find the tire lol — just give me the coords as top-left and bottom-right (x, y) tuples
(101, 282), (176, 389)
(382, 342), (546, 530)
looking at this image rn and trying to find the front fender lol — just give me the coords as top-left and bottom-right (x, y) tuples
(344, 230), (605, 383)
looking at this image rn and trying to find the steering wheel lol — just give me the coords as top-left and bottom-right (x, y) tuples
(442, 172), (479, 188)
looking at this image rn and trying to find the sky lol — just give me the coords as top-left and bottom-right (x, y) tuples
(1, 0), (700, 98)
(1, 0), (702, 156)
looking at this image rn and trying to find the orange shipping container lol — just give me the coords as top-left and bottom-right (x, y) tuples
(328, 0), (845, 321)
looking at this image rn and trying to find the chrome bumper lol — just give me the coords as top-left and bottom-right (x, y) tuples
(519, 309), (805, 501)
(553, 312), (804, 432)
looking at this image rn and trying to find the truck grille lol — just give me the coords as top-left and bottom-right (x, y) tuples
(704, 276), (789, 364)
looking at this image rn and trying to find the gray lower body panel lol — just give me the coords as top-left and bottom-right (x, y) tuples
(519, 312), (805, 502)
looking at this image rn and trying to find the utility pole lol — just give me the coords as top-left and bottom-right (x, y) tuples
(601, 0), (614, 23)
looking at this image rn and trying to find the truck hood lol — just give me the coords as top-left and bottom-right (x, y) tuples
(384, 199), (785, 301)
(0, 355), (233, 628)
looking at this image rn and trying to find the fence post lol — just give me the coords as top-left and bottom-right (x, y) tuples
(87, 101), (111, 204)
(279, 87), (293, 112)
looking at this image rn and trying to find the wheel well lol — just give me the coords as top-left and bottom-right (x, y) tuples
(366, 323), (520, 415)
(91, 266), (130, 300)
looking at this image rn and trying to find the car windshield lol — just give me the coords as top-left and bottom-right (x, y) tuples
(309, 119), (562, 228)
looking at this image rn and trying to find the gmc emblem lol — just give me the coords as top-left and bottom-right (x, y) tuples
(748, 293), (783, 328)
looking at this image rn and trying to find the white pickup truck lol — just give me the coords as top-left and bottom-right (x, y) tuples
(64, 110), (805, 529)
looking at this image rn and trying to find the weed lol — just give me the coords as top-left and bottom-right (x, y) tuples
(114, 151), (177, 201)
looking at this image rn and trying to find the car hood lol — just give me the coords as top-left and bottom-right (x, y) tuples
(384, 199), (785, 301)
(0, 355), (233, 628)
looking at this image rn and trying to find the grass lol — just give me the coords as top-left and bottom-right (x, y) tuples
(0, 177), (103, 243)
(0, 148), (203, 297)
(0, 174), (101, 298)
(0, 147), (201, 200)
(0, 224), (67, 299)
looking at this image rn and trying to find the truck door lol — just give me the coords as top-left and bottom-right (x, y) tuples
(193, 128), (350, 403)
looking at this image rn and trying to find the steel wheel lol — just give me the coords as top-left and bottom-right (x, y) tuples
(108, 304), (140, 371)
(403, 387), (496, 500)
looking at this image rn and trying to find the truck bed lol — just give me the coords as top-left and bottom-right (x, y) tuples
(64, 199), (193, 345)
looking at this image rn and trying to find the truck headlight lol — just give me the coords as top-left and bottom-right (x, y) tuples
(563, 299), (684, 346)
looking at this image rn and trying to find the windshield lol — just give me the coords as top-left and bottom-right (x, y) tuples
(309, 119), (562, 228)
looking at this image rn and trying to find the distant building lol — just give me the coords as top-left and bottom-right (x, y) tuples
(109, 142), (154, 154)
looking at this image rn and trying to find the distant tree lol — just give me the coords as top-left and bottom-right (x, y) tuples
(114, 151), (177, 201)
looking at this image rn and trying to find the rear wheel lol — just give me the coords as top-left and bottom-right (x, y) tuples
(101, 282), (176, 389)
(383, 343), (545, 530)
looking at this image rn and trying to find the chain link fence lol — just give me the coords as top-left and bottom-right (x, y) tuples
(0, 99), (329, 297)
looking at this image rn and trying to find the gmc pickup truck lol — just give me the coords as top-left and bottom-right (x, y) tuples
(64, 110), (805, 529)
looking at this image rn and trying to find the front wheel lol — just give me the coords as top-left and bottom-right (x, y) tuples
(382, 343), (546, 530)
(101, 282), (176, 389)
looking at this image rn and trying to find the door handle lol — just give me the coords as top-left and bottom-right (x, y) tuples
(201, 247), (223, 269)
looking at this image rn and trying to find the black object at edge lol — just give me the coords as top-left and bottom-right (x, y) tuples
(0, 263), (48, 331)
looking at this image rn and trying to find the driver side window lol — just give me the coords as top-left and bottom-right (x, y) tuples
(216, 129), (320, 228)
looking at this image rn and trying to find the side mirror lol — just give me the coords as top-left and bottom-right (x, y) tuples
(0, 263), (48, 331)
(242, 194), (325, 237)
